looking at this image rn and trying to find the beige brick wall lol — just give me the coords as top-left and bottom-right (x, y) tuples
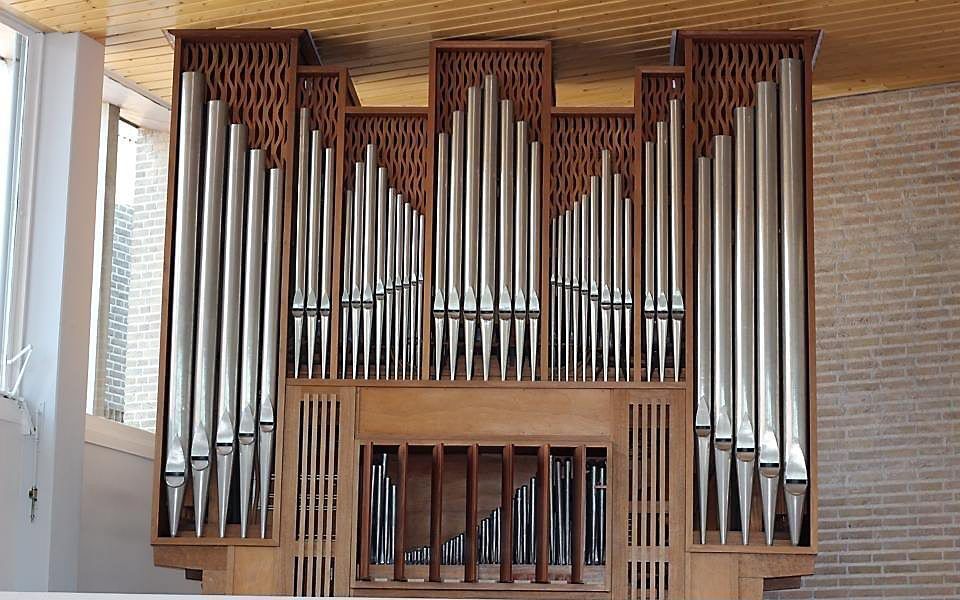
(767, 83), (960, 598)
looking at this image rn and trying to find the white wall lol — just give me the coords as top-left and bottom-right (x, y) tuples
(0, 402), (25, 588)
(78, 419), (199, 594)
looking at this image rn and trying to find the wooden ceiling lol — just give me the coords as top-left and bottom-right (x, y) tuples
(6, 0), (960, 107)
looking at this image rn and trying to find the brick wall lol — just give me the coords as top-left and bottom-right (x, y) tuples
(767, 83), (960, 598)
(120, 128), (169, 431)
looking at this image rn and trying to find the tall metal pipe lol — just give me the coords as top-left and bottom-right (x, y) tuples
(624, 197), (633, 382)
(551, 217), (559, 379)
(564, 208), (573, 381)
(164, 71), (205, 537)
(402, 202), (413, 379)
(384, 188), (397, 379)
(655, 122), (670, 382)
(734, 106), (757, 544)
(480, 74), (499, 381)
(756, 80), (781, 545)
(600, 150), (613, 382)
(643, 142), (656, 382)
(362, 145), (377, 379)
(258, 166), (284, 538)
(712, 135), (734, 544)
(694, 156), (713, 545)
(394, 195), (405, 378)
(238, 149), (266, 538)
(498, 99), (515, 380)
(612, 173), (624, 381)
(463, 86), (481, 380)
(190, 99), (227, 536)
(305, 131), (322, 379)
(319, 147), (335, 379)
(351, 162), (364, 378)
(514, 121), (530, 379)
(433, 132), (450, 379)
(408, 211), (420, 378)
(589, 175), (600, 381)
(580, 195), (589, 381)
(448, 111), (465, 380)
(669, 99), (685, 382)
(340, 193), (353, 379)
(571, 200), (581, 381)
(417, 212), (426, 379)
(292, 107), (310, 378)
(528, 141), (542, 379)
(780, 57), (809, 546)
(215, 123), (247, 538)
(375, 165), (388, 379)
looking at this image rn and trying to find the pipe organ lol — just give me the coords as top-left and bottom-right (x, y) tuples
(151, 29), (821, 599)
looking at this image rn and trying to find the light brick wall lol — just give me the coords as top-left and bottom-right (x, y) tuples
(120, 128), (169, 432)
(767, 83), (960, 598)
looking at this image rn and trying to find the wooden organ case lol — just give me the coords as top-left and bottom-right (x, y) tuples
(151, 29), (821, 599)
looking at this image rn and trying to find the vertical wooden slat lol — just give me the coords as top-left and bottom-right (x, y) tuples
(429, 443), (444, 582)
(640, 403), (648, 600)
(293, 397), (310, 595)
(358, 441), (373, 581)
(321, 395), (338, 594)
(535, 444), (550, 583)
(572, 445), (586, 584)
(465, 444), (479, 582)
(305, 394), (322, 594)
(394, 442), (408, 582)
(631, 404), (639, 599)
(658, 404), (667, 600)
(333, 388), (357, 595)
(500, 444), (514, 583)
(312, 395), (329, 595)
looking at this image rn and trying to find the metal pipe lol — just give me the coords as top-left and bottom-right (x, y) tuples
(463, 86), (481, 380)
(237, 149), (265, 538)
(362, 145), (377, 379)
(643, 141), (656, 382)
(580, 195), (589, 381)
(600, 150), (612, 382)
(598, 464), (606, 564)
(589, 464), (598, 564)
(756, 80), (782, 546)
(371, 463), (382, 562)
(589, 174), (600, 381)
(164, 71), (205, 537)
(351, 162), (364, 378)
(408, 211), (419, 378)
(433, 132), (450, 379)
(448, 111), (465, 380)
(713, 134), (734, 544)
(293, 107), (310, 378)
(319, 147), (335, 379)
(655, 122), (670, 383)
(499, 99), (515, 380)
(780, 57), (809, 546)
(564, 208), (573, 381)
(403, 203), (415, 378)
(669, 99), (685, 382)
(417, 212), (426, 379)
(694, 156), (713, 545)
(734, 106), (757, 544)
(550, 217), (559, 379)
(385, 188), (397, 379)
(258, 166), (284, 538)
(563, 459), (571, 564)
(305, 132), (322, 379)
(612, 173), (624, 381)
(375, 165), (388, 379)
(624, 197), (634, 382)
(480, 74), (499, 381)
(528, 141), (542, 380)
(190, 99), (227, 536)
(215, 123), (247, 538)
(340, 193), (353, 379)
(514, 121), (530, 380)
(572, 201), (581, 381)
(394, 195), (405, 379)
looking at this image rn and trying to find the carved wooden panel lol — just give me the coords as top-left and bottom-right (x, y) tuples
(342, 111), (429, 211)
(550, 112), (636, 216)
(181, 40), (293, 168)
(434, 44), (549, 142)
(637, 72), (685, 145)
(297, 72), (341, 148)
(686, 41), (803, 158)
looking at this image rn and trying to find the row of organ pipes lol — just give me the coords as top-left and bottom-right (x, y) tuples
(549, 150), (635, 382)
(368, 454), (607, 573)
(432, 74), (542, 381)
(164, 71), (283, 538)
(335, 145), (426, 380)
(696, 58), (809, 546)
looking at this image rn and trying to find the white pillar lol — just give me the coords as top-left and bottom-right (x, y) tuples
(14, 31), (103, 592)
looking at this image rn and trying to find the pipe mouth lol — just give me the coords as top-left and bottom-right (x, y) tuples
(164, 473), (186, 487)
(694, 425), (711, 436)
(759, 462), (781, 478)
(190, 456), (210, 470)
(735, 448), (757, 461)
(714, 437), (733, 451)
(785, 479), (809, 496)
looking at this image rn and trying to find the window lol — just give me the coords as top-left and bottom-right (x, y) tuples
(0, 22), (28, 395)
(88, 95), (170, 431)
